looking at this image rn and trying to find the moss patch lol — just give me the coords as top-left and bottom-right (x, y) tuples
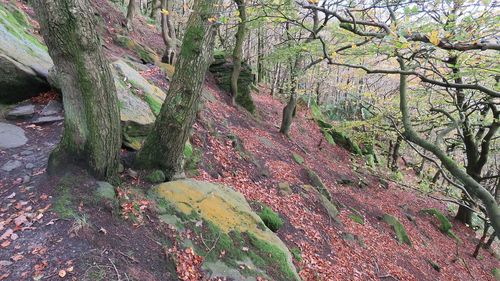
(382, 214), (412, 246)
(258, 206), (284, 232)
(292, 153), (304, 164)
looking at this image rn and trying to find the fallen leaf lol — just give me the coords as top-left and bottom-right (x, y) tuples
(6, 192), (15, 199)
(58, 269), (66, 278)
(11, 254), (24, 262)
(1, 241), (11, 248)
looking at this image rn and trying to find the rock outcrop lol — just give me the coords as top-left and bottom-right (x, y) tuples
(153, 179), (301, 281)
(0, 5), (52, 103)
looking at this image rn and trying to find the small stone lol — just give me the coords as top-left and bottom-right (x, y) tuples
(25, 163), (35, 169)
(6, 104), (35, 120)
(31, 116), (64, 125)
(20, 150), (33, 156)
(95, 181), (116, 200)
(41, 100), (63, 116)
(277, 182), (292, 195)
(22, 175), (30, 184)
(1, 160), (22, 172)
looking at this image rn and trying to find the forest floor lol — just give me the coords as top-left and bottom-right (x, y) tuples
(1, 0), (499, 280)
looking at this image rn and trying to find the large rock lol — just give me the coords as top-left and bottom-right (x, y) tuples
(154, 180), (300, 281)
(0, 122), (28, 149)
(209, 55), (256, 114)
(0, 5), (52, 103)
(111, 60), (166, 149)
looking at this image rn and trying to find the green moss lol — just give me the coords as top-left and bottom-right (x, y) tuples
(349, 214), (365, 225)
(0, 5), (47, 51)
(184, 141), (193, 158)
(290, 247), (302, 262)
(144, 94), (162, 115)
(248, 233), (297, 281)
(426, 259), (441, 272)
(53, 176), (77, 219)
(420, 208), (452, 233)
(258, 206), (284, 232)
(382, 214), (412, 246)
(147, 170), (166, 183)
(323, 130), (336, 145)
(180, 25), (204, 58)
(184, 146), (202, 177)
(492, 268), (500, 280)
(292, 153), (304, 164)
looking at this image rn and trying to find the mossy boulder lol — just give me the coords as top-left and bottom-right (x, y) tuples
(114, 35), (159, 64)
(95, 181), (116, 201)
(292, 153), (304, 165)
(153, 180), (300, 281)
(382, 214), (412, 246)
(0, 4), (52, 103)
(209, 56), (256, 114)
(306, 168), (332, 202)
(111, 60), (167, 149)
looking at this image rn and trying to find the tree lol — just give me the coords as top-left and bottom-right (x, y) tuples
(135, 0), (222, 179)
(230, 0), (247, 105)
(34, 0), (121, 181)
(160, 0), (178, 64)
(298, 0), (500, 238)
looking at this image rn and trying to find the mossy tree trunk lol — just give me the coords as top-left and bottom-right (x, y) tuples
(279, 57), (301, 136)
(135, 0), (222, 179)
(34, 0), (121, 181)
(398, 57), (500, 239)
(230, 0), (247, 105)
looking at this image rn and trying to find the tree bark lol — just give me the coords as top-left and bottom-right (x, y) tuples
(126, 0), (138, 30)
(391, 136), (402, 172)
(150, 0), (160, 20)
(34, 0), (121, 181)
(135, 0), (221, 179)
(230, 0), (247, 105)
(160, 0), (178, 64)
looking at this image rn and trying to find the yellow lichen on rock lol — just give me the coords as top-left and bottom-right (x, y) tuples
(154, 179), (300, 281)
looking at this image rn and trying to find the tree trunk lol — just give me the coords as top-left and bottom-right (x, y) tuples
(34, 0), (121, 181)
(391, 136), (402, 172)
(279, 57), (301, 136)
(257, 26), (264, 83)
(230, 0), (247, 105)
(160, 0), (177, 64)
(126, 0), (138, 30)
(150, 0), (160, 20)
(135, 0), (221, 179)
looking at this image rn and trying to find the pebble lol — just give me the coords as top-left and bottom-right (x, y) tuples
(1, 160), (22, 172)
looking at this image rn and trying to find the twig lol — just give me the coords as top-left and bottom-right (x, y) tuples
(108, 257), (121, 281)
(116, 250), (139, 263)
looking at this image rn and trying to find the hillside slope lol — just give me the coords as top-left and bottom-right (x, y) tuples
(0, 1), (498, 280)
